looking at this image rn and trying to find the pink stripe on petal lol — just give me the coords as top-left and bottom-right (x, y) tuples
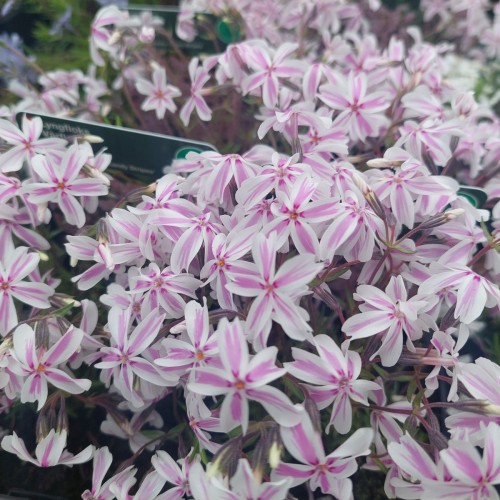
(342, 311), (392, 339)
(455, 274), (486, 324)
(7, 247), (39, 282)
(0, 292), (18, 334)
(59, 191), (85, 228)
(128, 310), (165, 355)
(170, 226), (203, 273)
(388, 435), (437, 481)
(44, 327), (83, 366)
(10, 281), (53, 309)
(440, 444), (483, 483)
(45, 368), (91, 394)
(218, 318), (248, 378)
(68, 178), (109, 196)
(189, 368), (232, 395)
(247, 385), (301, 427)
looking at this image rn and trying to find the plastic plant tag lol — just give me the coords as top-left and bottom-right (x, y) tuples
(127, 5), (241, 55)
(457, 186), (488, 208)
(18, 112), (216, 185)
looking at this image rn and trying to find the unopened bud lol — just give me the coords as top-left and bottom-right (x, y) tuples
(418, 208), (465, 231)
(366, 158), (404, 168)
(352, 173), (387, 222)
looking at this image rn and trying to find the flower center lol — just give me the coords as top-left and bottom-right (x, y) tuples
(196, 350), (204, 361)
(217, 259), (225, 267)
(234, 379), (245, 390)
(57, 181), (66, 189)
(290, 212), (298, 220)
(36, 363), (46, 372)
(0, 281), (8, 290)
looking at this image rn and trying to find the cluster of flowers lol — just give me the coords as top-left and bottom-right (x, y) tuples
(0, 0), (499, 498)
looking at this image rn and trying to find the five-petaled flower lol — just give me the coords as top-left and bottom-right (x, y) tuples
(9, 324), (91, 410)
(188, 317), (302, 434)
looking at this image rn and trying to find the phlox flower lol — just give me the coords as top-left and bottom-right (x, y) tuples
(419, 263), (500, 324)
(0, 115), (66, 172)
(135, 66), (181, 119)
(242, 41), (304, 109)
(226, 232), (323, 346)
(186, 393), (224, 453)
(221, 459), (292, 500)
(90, 5), (128, 66)
(148, 205), (222, 274)
(181, 152), (259, 207)
(100, 410), (164, 453)
(318, 71), (389, 142)
(396, 118), (462, 166)
(367, 149), (459, 228)
(155, 299), (219, 378)
(131, 263), (201, 318)
(1, 429), (93, 467)
(273, 414), (373, 497)
(0, 245), (55, 335)
(286, 335), (380, 434)
(200, 227), (256, 310)
(23, 144), (109, 228)
(9, 324), (91, 410)
(188, 317), (302, 434)
(235, 152), (311, 209)
(180, 57), (213, 126)
(387, 433), (443, 499)
(342, 276), (431, 366)
(434, 423), (500, 499)
(0, 204), (50, 260)
(95, 308), (176, 408)
(457, 357), (500, 407)
(319, 189), (384, 263)
(264, 174), (338, 255)
(82, 446), (136, 500)
(152, 450), (199, 499)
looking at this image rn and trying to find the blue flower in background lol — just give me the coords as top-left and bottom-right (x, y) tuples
(0, 32), (37, 83)
(49, 7), (75, 36)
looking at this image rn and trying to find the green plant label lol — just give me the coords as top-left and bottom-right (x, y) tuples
(18, 112), (216, 185)
(457, 186), (488, 208)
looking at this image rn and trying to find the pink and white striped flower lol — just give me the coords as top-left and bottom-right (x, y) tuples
(235, 153), (311, 209)
(264, 174), (338, 255)
(0, 115), (66, 173)
(180, 58), (213, 126)
(319, 190), (384, 263)
(419, 264), (500, 324)
(94, 308), (175, 408)
(23, 144), (109, 228)
(188, 317), (302, 434)
(9, 324), (91, 410)
(273, 414), (373, 497)
(82, 446), (136, 500)
(287, 335), (380, 434)
(155, 299), (219, 378)
(318, 72), (389, 142)
(200, 227), (255, 310)
(1, 429), (93, 467)
(135, 66), (181, 120)
(342, 276), (431, 366)
(226, 232), (323, 345)
(0, 246), (54, 336)
(130, 263), (201, 318)
(242, 42), (304, 109)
